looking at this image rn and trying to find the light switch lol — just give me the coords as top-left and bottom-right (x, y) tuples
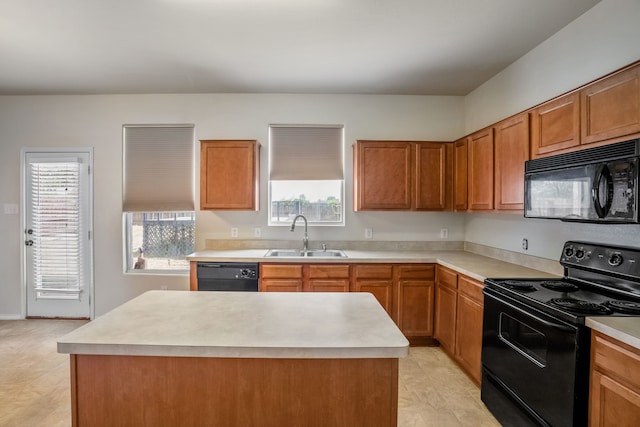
(3, 203), (19, 215)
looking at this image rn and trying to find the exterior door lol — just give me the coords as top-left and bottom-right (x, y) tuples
(24, 150), (93, 318)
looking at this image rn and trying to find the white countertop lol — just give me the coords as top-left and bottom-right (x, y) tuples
(187, 249), (560, 282)
(58, 290), (409, 359)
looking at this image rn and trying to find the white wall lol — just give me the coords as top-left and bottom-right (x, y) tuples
(464, 0), (640, 260)
(0, 94), (464, 318)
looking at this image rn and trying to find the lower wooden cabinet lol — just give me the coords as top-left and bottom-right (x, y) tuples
(589, 331), (640, 426)
(434, 265), (458, 354)
(434, 265), (484, 385)
(260, 264), (349, 292)
(352, 264), (395, 318)
(396, 265), (435, 346)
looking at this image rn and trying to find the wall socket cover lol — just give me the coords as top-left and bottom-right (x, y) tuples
(231, 227), (239, 238)
(364, 228), (373, 239)
(254, 227), (262, 238)
(440, 228), (448, 239)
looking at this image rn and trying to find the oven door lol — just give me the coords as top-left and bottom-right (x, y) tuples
(481, 288), (589, 427)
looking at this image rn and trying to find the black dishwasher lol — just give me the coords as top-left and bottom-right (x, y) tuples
(196, 262), (259, 291)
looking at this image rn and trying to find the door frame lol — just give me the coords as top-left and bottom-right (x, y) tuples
(20, 147), (95, 319)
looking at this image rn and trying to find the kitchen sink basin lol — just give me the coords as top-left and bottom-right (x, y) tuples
(264, 249), (347, 258)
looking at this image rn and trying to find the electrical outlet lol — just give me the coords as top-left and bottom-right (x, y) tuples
(440, 228), (448, 239)
(231, 227), (239, 238)
(522, 238), (529, 251)
(254, 227), (262, 238)
(364, 228), (373, 239)
(160, 285), (168, 291)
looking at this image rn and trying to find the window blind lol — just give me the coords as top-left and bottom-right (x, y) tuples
(123, 125), (195, 212)
(30, 160), (83, 297)
(269, 125), (344, 180)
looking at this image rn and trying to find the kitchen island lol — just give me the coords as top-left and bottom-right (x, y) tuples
(58, 290), (409, 427)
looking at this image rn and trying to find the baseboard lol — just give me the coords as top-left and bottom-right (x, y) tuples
(0, 314), (24, 320)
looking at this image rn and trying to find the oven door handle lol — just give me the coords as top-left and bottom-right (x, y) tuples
(490, 292), (576, 333)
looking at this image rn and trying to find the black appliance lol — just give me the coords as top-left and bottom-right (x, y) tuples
(481, 241), (640, 426)
(524, 138), (639, 223)
(196, 262), (259, 291)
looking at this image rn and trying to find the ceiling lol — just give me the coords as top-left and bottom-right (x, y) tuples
(0, 0), (600, 96)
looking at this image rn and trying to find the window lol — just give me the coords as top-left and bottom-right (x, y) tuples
(122, 125), (195, 273)
(269, 125), (344, 226)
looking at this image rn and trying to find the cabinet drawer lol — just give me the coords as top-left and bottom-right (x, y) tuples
(436, 266), (458, 290)
(397, 264), (435, 280)
(353, 265), (393, 279)
(308, 265), (350, 279)
(593, 332), (640, 391)
(458, 276), (483, 302)
(261, 264), (303, 279)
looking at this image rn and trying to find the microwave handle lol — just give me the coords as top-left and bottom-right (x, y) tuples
(592, 164), (613, 218)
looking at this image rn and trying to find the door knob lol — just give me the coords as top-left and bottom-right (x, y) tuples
(25, 240), (34, 246)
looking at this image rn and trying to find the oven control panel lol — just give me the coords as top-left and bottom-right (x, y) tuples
(561, 241), (640, 277)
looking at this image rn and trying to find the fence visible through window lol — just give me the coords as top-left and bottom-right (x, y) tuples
(130, 212), (195, 270)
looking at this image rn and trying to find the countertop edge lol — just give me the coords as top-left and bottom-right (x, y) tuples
(585, 317), (640, 350)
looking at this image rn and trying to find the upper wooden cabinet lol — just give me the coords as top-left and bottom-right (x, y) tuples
(494, 113), (529, 210)
(530, 92), (580, 158)
(415, 142), (453, 210)
(453, 138), (468, 211)
(581, 65), (640, 145)
(353, 140), (452, 211)
(200, 140), (259, 210)
(467, 128), (494, 211)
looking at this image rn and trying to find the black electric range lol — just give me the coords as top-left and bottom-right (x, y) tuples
(481, 241), (640, 427)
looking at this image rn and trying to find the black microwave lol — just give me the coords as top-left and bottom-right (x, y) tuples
(524, 138), (639, 223)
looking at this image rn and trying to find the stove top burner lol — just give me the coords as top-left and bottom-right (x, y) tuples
(501, 280), (537, 291)
(605, 300), (640, 315)
(540, 281), (579, 292)
(549, 298), (612, 315)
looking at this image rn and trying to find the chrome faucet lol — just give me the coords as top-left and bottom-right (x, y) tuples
(290, 214), (308, 251)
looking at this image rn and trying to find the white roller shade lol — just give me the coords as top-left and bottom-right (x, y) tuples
(269, 125), (344, 180)
(123, 125), (195, 212)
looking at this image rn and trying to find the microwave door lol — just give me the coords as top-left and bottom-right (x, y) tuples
(525, 165), (595, 221)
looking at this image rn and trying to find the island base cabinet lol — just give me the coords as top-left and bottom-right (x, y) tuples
(70, 354), (399, 427)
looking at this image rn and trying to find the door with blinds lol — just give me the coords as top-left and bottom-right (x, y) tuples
(24, 150), (92, 318)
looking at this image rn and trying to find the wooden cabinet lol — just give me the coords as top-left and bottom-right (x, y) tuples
(494, 113), (529, 210)
(307, 264), (350, 292)
(433, 267), (484, 385)
(261, 264), (350, 292)
(260, 264), (303, 292)
(415, 142), (453, 210)
(434, 265), (458, 355)
(453, 138), (468, 211)
(354, 140), (413, 210)
(353, 140), (452, 211)
(396, 265), (435, 346)
(200, 140), (259, 210)
(467, 128), (494, 211)
(590, 331), (640, 426)
(581, 65), (640, 145)
(530, 92), (581, 158)
(352, 264), (395, 318)
(455, 276), (484, 385)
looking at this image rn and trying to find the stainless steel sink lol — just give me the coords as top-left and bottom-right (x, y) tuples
(264, 249), (347, 258)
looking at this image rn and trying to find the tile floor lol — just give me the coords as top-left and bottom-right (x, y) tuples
(0, 319), (500, 426)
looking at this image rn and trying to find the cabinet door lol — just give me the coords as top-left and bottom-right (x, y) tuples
(494, 113), (529, 210)
(590, 371), (640, 427)
(396, 265), (435, 342)
(467, 128), (494, 211)
(307, 265), (350, 292)
(415, 142), (453, 211)
(200, 140), (258, 210)
(455, 276), (483, 385)
(453, 138), (468, 211)
(530, 92), (580, 158)
(260, 264), (303, 292)
(352, 265), (395, 320)
(354, 141), (413, 210)
(581, 65), (640, 145)
(434, 266), (458, 355)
